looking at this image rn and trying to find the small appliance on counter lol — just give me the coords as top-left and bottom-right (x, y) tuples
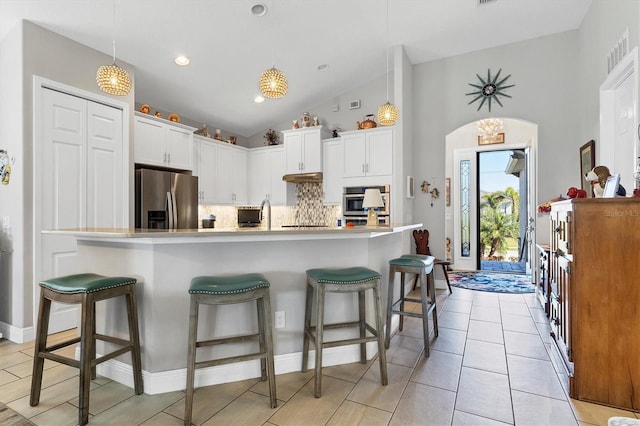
(202, 215), (216, 228)
(237, 207), (262, 228)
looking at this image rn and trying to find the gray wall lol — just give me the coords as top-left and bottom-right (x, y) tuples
(0, 20), (136, 332)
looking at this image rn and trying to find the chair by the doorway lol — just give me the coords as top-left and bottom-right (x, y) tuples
(413, 229), (452, 294)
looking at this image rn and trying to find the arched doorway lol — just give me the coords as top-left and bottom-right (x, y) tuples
(445, 118), (538, 274)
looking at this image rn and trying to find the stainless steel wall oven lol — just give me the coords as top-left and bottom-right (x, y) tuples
(343, 185), (390, 224)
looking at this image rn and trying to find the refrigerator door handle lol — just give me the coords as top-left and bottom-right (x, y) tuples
(166, 191), (175, 229)
(170, 191), (178, 229)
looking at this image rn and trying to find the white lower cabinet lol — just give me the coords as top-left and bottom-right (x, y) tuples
(249, 146), (288, 205)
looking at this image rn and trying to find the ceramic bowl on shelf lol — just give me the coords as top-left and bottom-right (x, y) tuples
(168, 113), (180, 123)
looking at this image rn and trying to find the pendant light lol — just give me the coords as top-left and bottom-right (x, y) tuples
(377, 0), (399, 126)
(258, 2), (287, 99)
(96, 0), (131, 96)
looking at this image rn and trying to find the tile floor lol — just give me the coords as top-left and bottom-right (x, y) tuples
(1, 288), (638, 425)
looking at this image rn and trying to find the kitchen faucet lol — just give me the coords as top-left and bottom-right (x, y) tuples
(261, 198), (271, 230)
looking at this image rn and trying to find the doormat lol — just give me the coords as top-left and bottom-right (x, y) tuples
(449, 271), (535, 294)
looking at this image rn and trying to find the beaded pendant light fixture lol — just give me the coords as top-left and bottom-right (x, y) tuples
(96, 0), (131, 96)
(377, 0), (399, 126)
(259, 67), (288, 99)
(258, 2), (287, 99)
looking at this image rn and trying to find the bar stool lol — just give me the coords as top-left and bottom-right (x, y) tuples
(385, 255), (438, 357)
(185, 273), (276, 426)
(30, 273), (143, 426)
(302, 267), (388, 398)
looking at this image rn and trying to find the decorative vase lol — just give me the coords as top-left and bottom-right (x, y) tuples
(301, 112), (311, 127)
(292, 120), (299, 129)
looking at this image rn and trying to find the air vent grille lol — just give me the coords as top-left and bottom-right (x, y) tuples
(478, 0), (497, 5)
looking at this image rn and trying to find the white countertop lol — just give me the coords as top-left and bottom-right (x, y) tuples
(43, 223), (422, 244)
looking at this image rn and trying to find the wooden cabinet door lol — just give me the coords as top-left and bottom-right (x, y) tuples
(134, 116), (165, 166)
(165, 126), (193, 170)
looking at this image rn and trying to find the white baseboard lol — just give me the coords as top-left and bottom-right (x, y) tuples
(89, 339), (389, 395)
(0, 321), (34, 343)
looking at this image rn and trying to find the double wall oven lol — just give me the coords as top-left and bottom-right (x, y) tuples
(343, 185), (390, 225)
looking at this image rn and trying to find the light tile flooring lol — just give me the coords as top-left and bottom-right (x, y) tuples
(1, 288), (639, 425)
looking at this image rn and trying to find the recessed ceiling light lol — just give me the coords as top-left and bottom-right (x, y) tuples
(251, 3), (267, 16)
(317, 64), (329, 72)
(174, 55), (190, 66)
(254, 95), (265, 103)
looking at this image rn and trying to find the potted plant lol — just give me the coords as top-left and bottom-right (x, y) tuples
(264, 129), (279, 145)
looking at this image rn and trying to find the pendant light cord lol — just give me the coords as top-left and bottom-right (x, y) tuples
(111, 0), (116, 62)
(385, 0), (390, 102)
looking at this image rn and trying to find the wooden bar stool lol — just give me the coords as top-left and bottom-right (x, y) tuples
(302, 267), (388, 398)
(385, 255), (438, 357)
(185, 273), (276, 426)
(30, 273), (143, 426)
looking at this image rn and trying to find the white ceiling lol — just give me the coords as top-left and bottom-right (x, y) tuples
(0, 0), (591, 137)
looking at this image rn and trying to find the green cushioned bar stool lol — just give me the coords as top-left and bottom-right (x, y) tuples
(30, 273), (143, 426)
(185, 273), (276, 426)
(385, 255), (438, 357)
(302, 267), (388, 398)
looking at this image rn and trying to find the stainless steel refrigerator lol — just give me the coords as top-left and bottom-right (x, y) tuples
(135, 168), (198, 229)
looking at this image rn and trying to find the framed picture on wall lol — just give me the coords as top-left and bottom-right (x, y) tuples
(579, 140), (595, 197)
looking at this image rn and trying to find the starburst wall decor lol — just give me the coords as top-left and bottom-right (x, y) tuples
(466, 69), (515, 112)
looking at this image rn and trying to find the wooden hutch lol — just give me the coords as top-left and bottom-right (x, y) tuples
(549, 198), (640, 411)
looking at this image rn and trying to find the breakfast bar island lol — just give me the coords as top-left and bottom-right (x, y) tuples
(44, 224), (420, 394)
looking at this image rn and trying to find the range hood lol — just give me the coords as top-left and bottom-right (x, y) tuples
(282, 172), (323, 183)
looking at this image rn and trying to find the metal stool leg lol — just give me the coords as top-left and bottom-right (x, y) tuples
(418, 268), (431, 357)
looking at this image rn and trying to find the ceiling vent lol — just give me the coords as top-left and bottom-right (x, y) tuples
(478, 0), (497, 5)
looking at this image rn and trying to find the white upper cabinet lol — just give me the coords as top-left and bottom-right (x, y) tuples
(341, 127), (393, 178)
(193, 135), (218, 204)
(322, 138), (343, 204)
(282, 126), (330, 174)
(134, 112), (195, 170)
(249, 146), (288, 205)
(217, 143), (248, 205)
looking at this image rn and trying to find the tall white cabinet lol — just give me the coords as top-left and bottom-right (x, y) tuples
(37, 87), (128, 333)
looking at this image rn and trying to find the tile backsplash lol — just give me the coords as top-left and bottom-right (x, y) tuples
(200, 182), (340, 228)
